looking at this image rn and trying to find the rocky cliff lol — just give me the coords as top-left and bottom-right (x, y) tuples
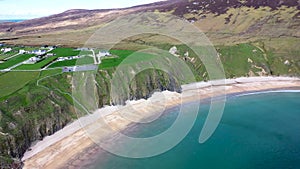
(0, 0), (299, 168)
(0, 82), (75, 168)
(0, 68), (182, 168)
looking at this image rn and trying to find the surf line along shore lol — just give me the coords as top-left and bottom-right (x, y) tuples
(22, 76), (300, 169)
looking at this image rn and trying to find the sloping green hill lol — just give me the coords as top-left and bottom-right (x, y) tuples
(0, 0), (299, 167)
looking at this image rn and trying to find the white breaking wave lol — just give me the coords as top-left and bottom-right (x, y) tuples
(235, 90), (300, 97)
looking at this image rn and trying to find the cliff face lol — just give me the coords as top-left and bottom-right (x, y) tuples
(96, 69), (182, 106)
(0, 83), (75, 168)
(0, 41), (299, 167)
(0, 68), (182, 168)
(0, 0), (299, 167)
(0, 42), (299, 168)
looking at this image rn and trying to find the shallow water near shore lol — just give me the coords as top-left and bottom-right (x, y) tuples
(87, 91), (300, 169)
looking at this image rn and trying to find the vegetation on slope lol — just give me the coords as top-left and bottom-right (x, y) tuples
(0, 0), (299, 167)
(0, 39), (299, 167)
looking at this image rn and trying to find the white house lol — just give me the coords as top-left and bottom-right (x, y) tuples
(97, 51), (111, 57)
(95, 51), (111, 64)
(30, 49), (47, 55)
(46, 53), (55, 57)
(24, 56), (41, 64)
(47, 46), (54, 50)
(169, 46), (179, 57)
(57, 57), (65, 61)
(19, 50), (26, 54)
(1, 48), (12, 53)
(184, 51), (189, 58)
(76, 48), (90, 51)
(30, 57), (40, 62)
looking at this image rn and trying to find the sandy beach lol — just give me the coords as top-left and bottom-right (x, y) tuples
(22, 76), (300, 169)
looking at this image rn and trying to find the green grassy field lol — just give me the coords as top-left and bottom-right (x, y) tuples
(0, 54), (35, 70)
(0, 47), (22, 60)
(0, 3), (299, 168)
(98, 50), (135, 69)
(0, 47), (41, 60)
(0, 69), (64, 101)
(48, 56), (94, 68)
(49, 59), (78, 68)
(13, 48), (81, 70)
(48, 49), (140, 69)
(0, 43), (295, 100)
(0, 44), (297, 101)
(52, 48), (80, 57)
(0, 52), (18, 60)
(39, 69), (62, 78)
(0, 71), (39, 98)
(14, 56), (59, 70)
(218, 43), (267, 77)
(0, 42), (299, 168)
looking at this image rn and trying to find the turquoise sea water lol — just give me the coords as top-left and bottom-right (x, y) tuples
(90, 91), (300, 169)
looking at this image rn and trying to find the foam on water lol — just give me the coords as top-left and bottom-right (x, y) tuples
(84, 91), (300, 169)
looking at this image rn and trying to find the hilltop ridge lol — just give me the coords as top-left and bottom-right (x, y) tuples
(0, 0), (298, 46)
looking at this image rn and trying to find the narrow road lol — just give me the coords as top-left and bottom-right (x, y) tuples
(36, 71), (91, 114)
(4, 53), (20, 61)
(3, 60), (26, 71)
(0, 48), (56, 72)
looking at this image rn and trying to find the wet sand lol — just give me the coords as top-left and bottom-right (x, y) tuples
(22, 76), (300, 169)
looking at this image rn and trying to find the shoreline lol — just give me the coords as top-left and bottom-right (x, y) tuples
(22, 76), (300, 169)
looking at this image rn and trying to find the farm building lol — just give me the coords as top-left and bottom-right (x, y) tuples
(1, 48), (12, 53)
(97, 51), (111, 57)
(76, 48), (90, 51)
(30, 49), (47, 55)
(169, 46), (179, 57)
(19, 50), (27, 54)
(24, 56), (42, 64)
(46, 53), (55, 57)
